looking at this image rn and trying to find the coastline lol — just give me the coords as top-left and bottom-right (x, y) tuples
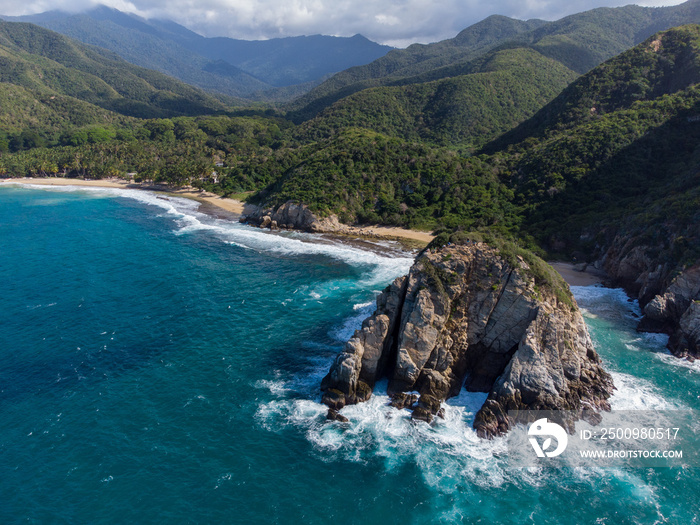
(0, 177), (246, 214)
(1, 178), (613, 285)
(1, 177), (434, 246)
(549, 261), (607, 287)
(1, 178), (694, 524)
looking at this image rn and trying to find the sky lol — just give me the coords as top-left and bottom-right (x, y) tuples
(0, 0), (688, 46)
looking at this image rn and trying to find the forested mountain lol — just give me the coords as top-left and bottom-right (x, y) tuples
(0, 20), (232, 120)
(225, 24), (700, 259)
(287, 15), (547, 121)
(289, 0), (700, 122)
(297, 47), (578, 151)
(3, 6), (393, 100)
(3, 7), (270, 99)
(3, 21), (699, 250)
(495, 24), (700, 265)
(189, 33), (393, 88)
(0, 82), (132, 134)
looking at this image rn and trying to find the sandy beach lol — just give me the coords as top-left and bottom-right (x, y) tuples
(549, 261), (607, 286)
(1, 177), (246, 214)
(1, 177), (433, 244)
(335, 225), (434, 243)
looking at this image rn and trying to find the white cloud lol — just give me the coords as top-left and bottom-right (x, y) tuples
(375, 14), (400, 26)
(0, 0), (688, 46)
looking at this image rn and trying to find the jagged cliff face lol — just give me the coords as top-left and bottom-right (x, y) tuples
(640, 266), (700, 358)
(599, 235), (700, 359)
(321, 243), (614, 438)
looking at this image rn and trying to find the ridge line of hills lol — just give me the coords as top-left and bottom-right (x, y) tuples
(1, 5), (393, 101)
(288, 0), (700, 121)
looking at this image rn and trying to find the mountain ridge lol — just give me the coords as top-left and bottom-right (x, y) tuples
(2, 6), (393, 100)
(295, 47), (578, 151)
(289, 0), (700, 122)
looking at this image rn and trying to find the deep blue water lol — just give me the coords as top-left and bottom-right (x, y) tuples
(1, 184), (698, 524)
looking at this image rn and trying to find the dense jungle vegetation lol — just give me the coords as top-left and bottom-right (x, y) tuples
(2, 17), (700, 270)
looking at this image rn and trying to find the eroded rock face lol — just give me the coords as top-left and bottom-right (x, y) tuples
(679, 302), (700, 356)
(320, 277), (407, 407)
(599, 235), (700, 359)
(242, 201), (348, 234)
(321, 243), (614, 438)
(641, 267), (700, 358)
(474, 303), (612, 437)
(601, 236), (668, 305)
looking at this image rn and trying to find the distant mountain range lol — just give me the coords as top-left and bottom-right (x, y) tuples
(4, 0), (700, 145)
(1, 6), (393, 101)
(0, 19), (236, 135)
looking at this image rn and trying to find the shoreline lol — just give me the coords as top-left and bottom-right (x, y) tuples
(1, 178), (610, 284)
(1, 177), (613, 287)
(549, 261), (608, 287)
(1, 177), (433, 247)
(0, 176), (247, 214)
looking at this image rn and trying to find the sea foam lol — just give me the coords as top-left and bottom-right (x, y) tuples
(17, 184), (415, 290)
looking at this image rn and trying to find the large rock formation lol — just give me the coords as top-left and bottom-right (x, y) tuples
(241, 201), (348, 234)
(640, 267), (700, 358)
(598, 233), (700, 359)
(321, 242), (614, 438)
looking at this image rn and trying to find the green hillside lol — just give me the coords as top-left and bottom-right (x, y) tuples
(494, 25), (700, 264)
(0, 82), (132, 132)
(0, 20), (233, 120)
(486, 22), (700, 150)
(298, 48), (577, 151)
(287, 15), (546, 121)
(215, 127), (514, 231)
(289, 0), (700, 122)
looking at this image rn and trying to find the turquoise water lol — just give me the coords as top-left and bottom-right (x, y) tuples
(1, 185), (698, 524)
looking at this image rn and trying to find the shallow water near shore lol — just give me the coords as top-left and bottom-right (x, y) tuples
(1, 185), (699, 524)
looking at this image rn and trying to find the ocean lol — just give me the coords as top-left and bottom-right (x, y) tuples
(1, 184), (698, 524)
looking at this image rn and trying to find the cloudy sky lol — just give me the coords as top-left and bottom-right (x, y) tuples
(0, 0), (688, 46)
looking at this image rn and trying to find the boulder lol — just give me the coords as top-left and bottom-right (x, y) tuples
(321, 389), (346, 411)
(389, 392), (418, 409)
(240, 201), (353, 235)
(326, 409), (349, 423)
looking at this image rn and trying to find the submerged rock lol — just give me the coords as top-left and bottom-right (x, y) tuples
(389, 392), (418, 410)
(320, 242), (614, 438)
(326, 409), (349, 423)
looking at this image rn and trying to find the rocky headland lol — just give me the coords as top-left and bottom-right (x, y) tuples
(320, 242), (614, 438)
(239, 200), (434, 245)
